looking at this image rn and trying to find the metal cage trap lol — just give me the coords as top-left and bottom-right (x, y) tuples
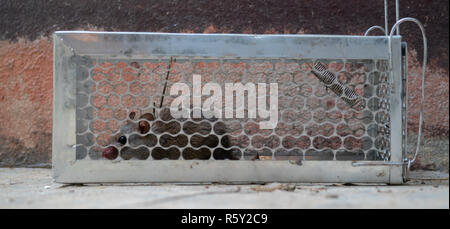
(53, 3), (428, 184)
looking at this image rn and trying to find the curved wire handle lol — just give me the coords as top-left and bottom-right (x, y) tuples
(388, 17), (427, 170)
(364, 25), (386, 36)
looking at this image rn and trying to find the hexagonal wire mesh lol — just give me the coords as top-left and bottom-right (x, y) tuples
(74, 57), (391, 162)
(54, 32), (404, 183)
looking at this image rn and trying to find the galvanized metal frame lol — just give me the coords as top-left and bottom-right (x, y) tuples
(52, 31), (404, 184)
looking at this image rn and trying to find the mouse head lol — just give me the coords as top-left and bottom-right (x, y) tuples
(102, 111), (155, 159)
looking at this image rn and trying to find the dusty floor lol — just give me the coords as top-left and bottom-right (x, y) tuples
(0, 168), (448, 209)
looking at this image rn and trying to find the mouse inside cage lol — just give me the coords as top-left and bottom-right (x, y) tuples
(75, 57), (390, 162)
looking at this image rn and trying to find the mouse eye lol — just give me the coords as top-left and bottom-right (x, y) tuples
(118, 136), (127, 145)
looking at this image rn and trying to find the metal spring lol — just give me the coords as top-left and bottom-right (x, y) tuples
(311, 61), (365, 109)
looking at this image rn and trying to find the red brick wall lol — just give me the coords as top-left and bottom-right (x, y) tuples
(0, 0), (448, 170)
(0, 39), (53, 166)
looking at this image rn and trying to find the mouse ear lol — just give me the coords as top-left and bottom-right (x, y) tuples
(129, 111), (136, 120)
(139, 113), (155, 121)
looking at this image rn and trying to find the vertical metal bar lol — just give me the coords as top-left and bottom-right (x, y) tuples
(389, 38), (404, 183)
(396, 0), (400, 35)
(384, 0), (389, 35)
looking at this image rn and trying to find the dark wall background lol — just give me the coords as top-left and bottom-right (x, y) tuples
(1, 0), (448, 68)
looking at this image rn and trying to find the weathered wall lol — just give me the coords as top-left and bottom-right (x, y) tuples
(0, 0), (448, 170)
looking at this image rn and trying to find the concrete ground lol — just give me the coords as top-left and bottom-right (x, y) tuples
(0, 168), (448, 209)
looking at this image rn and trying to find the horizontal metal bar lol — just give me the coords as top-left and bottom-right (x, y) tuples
(55, 31), (401, 59)
(54, 160), (396, 184)
(352, 161), (406, 166)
